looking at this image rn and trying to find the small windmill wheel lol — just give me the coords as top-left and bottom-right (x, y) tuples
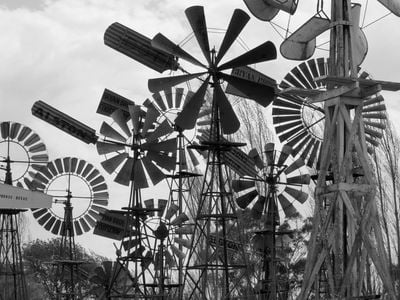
(122, 199), (193, 272)
(96, 101), (177, 188)
(232, 143), (310, 221)
(30, 157), (109, 236)
(0, 121), (48, 184)
(273, 57), (387, 169)
(148, 5), (277, 135)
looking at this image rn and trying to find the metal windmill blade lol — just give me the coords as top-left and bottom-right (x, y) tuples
(96, 100), (177, 188)
(148, 5), (277, 135)
(0, 121), (49, 184)
(273, 57), (387, 169)
(232, 143), (310, 222)
(243, 0), (298, 22)
(30, 157), (109, 236)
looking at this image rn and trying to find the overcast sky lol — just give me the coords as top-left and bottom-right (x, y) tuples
(1, 0), (399, 259)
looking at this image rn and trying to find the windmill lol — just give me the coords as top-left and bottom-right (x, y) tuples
(29, 156), (109, 299)
(0, 121), (49, 300)
(272, 57), (387, 170)
(232, 143), (310, 299)
(260, 1), (400, 298)
(146, 5), (278, 299)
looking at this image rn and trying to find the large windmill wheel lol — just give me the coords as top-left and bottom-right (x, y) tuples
(0, 121), (48, 184)
(148, 5), (277, 135)
(232, 143), (310, 221)
(122, 199), (193, 273)
(273, 57), (386, 169)
(30, 157), (109, 236)
(97, 102), (177, 188)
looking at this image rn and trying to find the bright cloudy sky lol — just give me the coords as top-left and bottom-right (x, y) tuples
(1, 0), (400, 259)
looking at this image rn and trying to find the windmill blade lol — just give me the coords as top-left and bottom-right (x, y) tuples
(148, 72), (206, 94)
(218, 41), (277, 71)
(132, 160), (149, 189)
(111, 109), (131, 137)
(101, 153), (128, 174)
(122, 238), (141, 251)
(157, 199), (168, 217)
(175, 225), (194, 235)
(276, 144), (293, 167)
(151, 33), (206, 68)
(141, 156), (165, 186)
(264, 143), (275, 166)
(214, 83), (240, 134)
(145, 120), (174, 142)
(215, 9), (250, 65)
(146, 151), (176, 171)
(350, 4), (368, 67)
(128, 105), (141, 135)
(142, 106), (160, 136)
(286, 174), (311, 185)
(251, 195), (266, 219)
(175, 76), (210, 130)
(165, 249), (177, 268)
(143, 137), (177, 153)
(232, 179), (256, 192)
(284, 157), (305, 175)
(96, 141), (125, 155)
(278, 194), (298, 218)
(236, 189), (258, 209)
(284, 186), (308, 204)
(100, 122), (126, 143)
(378, 0), (400, 17)
(165, 204), (179, 220)
(185, 6), (211, 65)
(219, 72), (275, 107)
(170, 245), (186, 260)
(244, 0), (297, 21)
(114, 157), (134, 186)
(171, 213), (189, 226)
(144, 199), (155, 217)
(248, 148), (264, 170)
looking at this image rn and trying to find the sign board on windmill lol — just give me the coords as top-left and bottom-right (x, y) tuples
(93, 210), (127, 240)
(0, 183), (52, 209)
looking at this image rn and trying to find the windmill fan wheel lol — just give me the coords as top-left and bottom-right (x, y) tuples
(273, 57), (387, 169)
(122, 199), (193, 271)
(148, 5), (277, 135)
(96, 102), (177, 188)
(30, 157), (109, 236)
(232, 143), (310, 222)
(0, 121), (48, 184)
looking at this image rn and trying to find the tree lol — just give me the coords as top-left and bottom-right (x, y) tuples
(23, 238), (107, 299)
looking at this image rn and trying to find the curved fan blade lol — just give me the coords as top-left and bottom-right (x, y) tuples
(264, 143), (275, 166)
(146, 151), (176, 171)
(148, 72), (206, 93)
(232, 179), (255, 192)
(276, 144), (293, 166)
(219, 72), (276, 107)
(215, 9), (250, 64)
(143, 137), (177, 153)
(141, 156), (165, 186)
(236, 189), (258, 209)
(378, 0), (400, 16)
(218, 41), (277, 71)
(111, 109), (131, 137)
(175, 225), (194, 234)
(145, 120), (174, 142)
(174, 237), (191, 248)
(286, 174), (310, 185)
(128, 105), (141, 135)
(248, 148), (264, 170)
(251, 195), (266, 219)
(215, 83), (240, 134)
(284, 186), (308, 204)
(171, 213), (189, 226)
(185, 6), (211, 65)
(158, 199), (168, 216)
(142, 106), (160, 136)
(100, 122), (126, 142)
(114, 157), (134, 186)
(96, 141), (125, 155)
(175, 76), (210, 130)
(101, 153), (128, 174)
(171, 245), (186, 260)
(278, 194), (298, 218)
(284, 157), (305, 175)
(132, 160), (149, 189)
(165, 204), (179, 220)
(152, 33), (206, 68)
(144, 199), (155, 217)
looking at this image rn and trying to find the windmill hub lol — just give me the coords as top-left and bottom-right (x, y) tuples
(154, 222), (169, 240)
